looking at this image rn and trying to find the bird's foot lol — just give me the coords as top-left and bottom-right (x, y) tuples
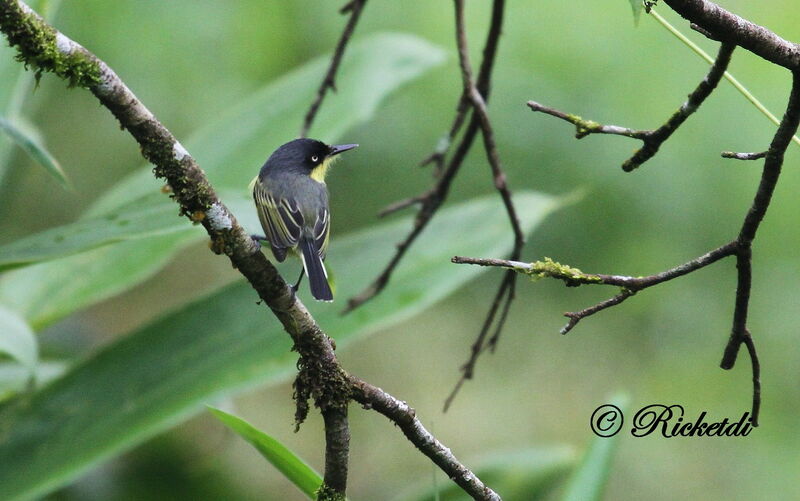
(250, 234), (266, 252)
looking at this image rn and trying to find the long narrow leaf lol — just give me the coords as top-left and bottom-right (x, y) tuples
(208, 407), (322, 499)
(0, 231), (198, 329)
(561, 393), (630, 501)
(0, 191), (569, 500)
(0, 360), (66, 398)
(0, 192), (194, 271)
(0, 117), (70, 190)
(0, 304), (37, 372)
(0, 0), (64, 185)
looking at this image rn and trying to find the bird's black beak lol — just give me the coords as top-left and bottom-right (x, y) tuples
(328, 143), (359, 157)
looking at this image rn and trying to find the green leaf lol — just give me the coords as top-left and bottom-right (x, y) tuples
(0, 117), (71, 190)
(0, 231), (198, 329)
(628, 0), (643, 25)
(208, 407), (322, 499)
(0, 192), (194, 271)
(0, 0), (64, 185)
(0, 191), (569, 500)
(560, 393), (630, 501)
(399, 446), (577, 501)
(0, 188), (264, 273)
(0, 305), (37, 372)
(0, 32), (446, 327)
(0, 360), (67, 401)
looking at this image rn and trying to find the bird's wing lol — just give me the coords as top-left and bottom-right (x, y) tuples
(253, 178), (303, 259)
(312, 207), (330, 259)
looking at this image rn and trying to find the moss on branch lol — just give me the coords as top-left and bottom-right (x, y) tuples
(530, 257), (602, 286)
(0, 0), (100, 87)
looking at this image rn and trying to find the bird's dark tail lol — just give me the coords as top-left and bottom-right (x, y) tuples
(299, 237), (332, 301)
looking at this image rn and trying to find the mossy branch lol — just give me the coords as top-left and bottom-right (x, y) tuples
(0, 0), (99, 86)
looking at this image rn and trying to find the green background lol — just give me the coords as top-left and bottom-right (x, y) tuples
(1, 1), (798, 500)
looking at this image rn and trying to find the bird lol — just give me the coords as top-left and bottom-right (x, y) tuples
(250, 138), (358, 301)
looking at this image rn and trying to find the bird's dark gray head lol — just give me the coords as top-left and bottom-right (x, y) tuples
(264, 138), (358, 177)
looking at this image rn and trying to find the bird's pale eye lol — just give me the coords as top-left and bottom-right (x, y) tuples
(311, 155), (319, 163)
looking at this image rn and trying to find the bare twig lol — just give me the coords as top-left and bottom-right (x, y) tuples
(561, 289), (636, 335)
(528, 42), (735, 171)
(722, 72), (800, 375)
(443, 272), (512, 412)
(742, 331), (761, 426)
(453, 244), (738, 289)
(721, 150), (767, 160)
(462, 22), (800, 425)
(300, 0), (367, 138)
(451, 233), (766, 422)
(442, 0), (524, 411)
(525, 101), (648, 140)
(344, 0), (506, 313)
(377, 193), (425, 218)
(349, 376), (501, 501)
(454, 243), (737, 328)
(690, 22), (720, 41)
(0, 1), (497, 497)
(415, 0), (507, 177)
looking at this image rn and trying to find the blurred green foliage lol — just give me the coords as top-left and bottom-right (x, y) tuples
(1, 1), (799, 500)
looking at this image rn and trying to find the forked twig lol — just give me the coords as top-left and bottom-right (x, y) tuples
(528, 42), (735, 171)
(344, 0), (507, 313)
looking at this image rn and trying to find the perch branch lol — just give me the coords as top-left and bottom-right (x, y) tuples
(0, 1), (497, 497)
(527, 41), (735, 171)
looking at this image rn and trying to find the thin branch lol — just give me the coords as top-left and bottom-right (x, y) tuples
(453, 243), (738, 291)
(529, 42), (735, 171)
(663, 0), (800, 70)
(460, 45), (800, 428)
(344, 0), (506, 313)
(454, 241), (739, 335)
(561, 288), (636, 335)
(417, 0), (507, 176)
(526, 101), (648, 140)
(647, 8), (800, 150)
(0, 2), (500, 497)
(377, 193), (425, 218)
(721, 150), (767, 160)
(690, 22), (720, 42)
(349, 376), (501, 501)
(442, 0), (524, 411)
(742, 331), (761, 426)
(299, 0), (367, 138)
(721, 71), (800, 370)
(443, 273), (512, 412)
